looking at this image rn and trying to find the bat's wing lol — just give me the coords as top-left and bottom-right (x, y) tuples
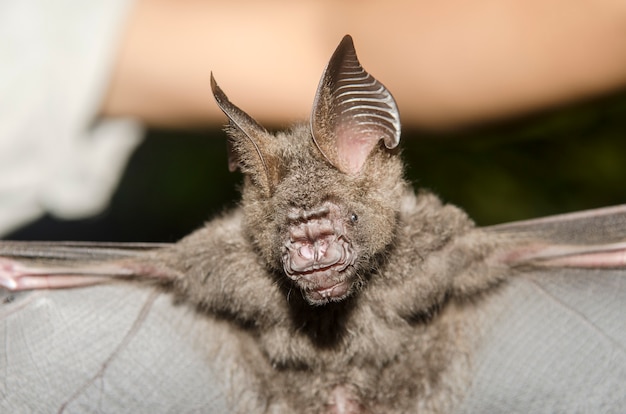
(0, 241), (179, 290)
(0, 285), (243, 413)
(0, 241), (260, 413)
(3, 204), (626, 413)
(457, 205), (626, 413)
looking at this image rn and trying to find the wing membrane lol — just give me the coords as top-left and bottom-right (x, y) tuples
(0, 241), (175, 291)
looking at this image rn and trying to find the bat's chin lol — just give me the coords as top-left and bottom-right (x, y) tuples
(304, 279), (352, 305)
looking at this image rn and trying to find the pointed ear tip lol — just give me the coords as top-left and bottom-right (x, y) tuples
(339, 34), (356, 52)
(210, 72), (218, 92)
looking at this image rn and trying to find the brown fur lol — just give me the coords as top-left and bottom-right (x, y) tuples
(138, 36), (519, 413)
(1, 34), (623, 414)
(146, 119), (513, 413)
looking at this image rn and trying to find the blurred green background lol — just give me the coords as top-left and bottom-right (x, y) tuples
(10, 90), (626, 242)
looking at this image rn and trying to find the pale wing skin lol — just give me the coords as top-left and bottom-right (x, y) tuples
(0, 241), (177, 290)
(1, 284), (260, 413)
(458, 269), (626, 413)
(457, 205), (626, 413)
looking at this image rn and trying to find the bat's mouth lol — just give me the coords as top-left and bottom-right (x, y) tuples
(291, 264), (354, 305)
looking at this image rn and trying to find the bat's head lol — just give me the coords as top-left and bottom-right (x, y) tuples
(212, 35), (404, 306)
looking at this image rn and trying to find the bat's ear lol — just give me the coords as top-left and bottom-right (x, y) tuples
(211, 73), (277, 195)
(311, 35), (401, 175)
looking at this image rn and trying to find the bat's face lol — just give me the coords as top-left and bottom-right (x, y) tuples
(211, 35), (403, 306)
(263, 137), (403, 305)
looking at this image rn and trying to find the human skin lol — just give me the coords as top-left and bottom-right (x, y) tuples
(101, 0), (626, 130)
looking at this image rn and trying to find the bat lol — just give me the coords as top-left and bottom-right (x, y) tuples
(1, 35), (625, 414)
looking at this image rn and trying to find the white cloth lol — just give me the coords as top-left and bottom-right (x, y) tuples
(0, 0), (143, 235)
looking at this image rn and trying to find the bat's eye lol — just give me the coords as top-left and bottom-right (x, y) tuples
(350, 213), (358, 223)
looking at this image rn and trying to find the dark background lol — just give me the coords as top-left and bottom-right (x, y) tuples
(9, 90), (626, 242)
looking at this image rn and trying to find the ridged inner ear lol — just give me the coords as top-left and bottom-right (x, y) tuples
(311, 35), (401, 175)
(211, 73), (277, 195)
